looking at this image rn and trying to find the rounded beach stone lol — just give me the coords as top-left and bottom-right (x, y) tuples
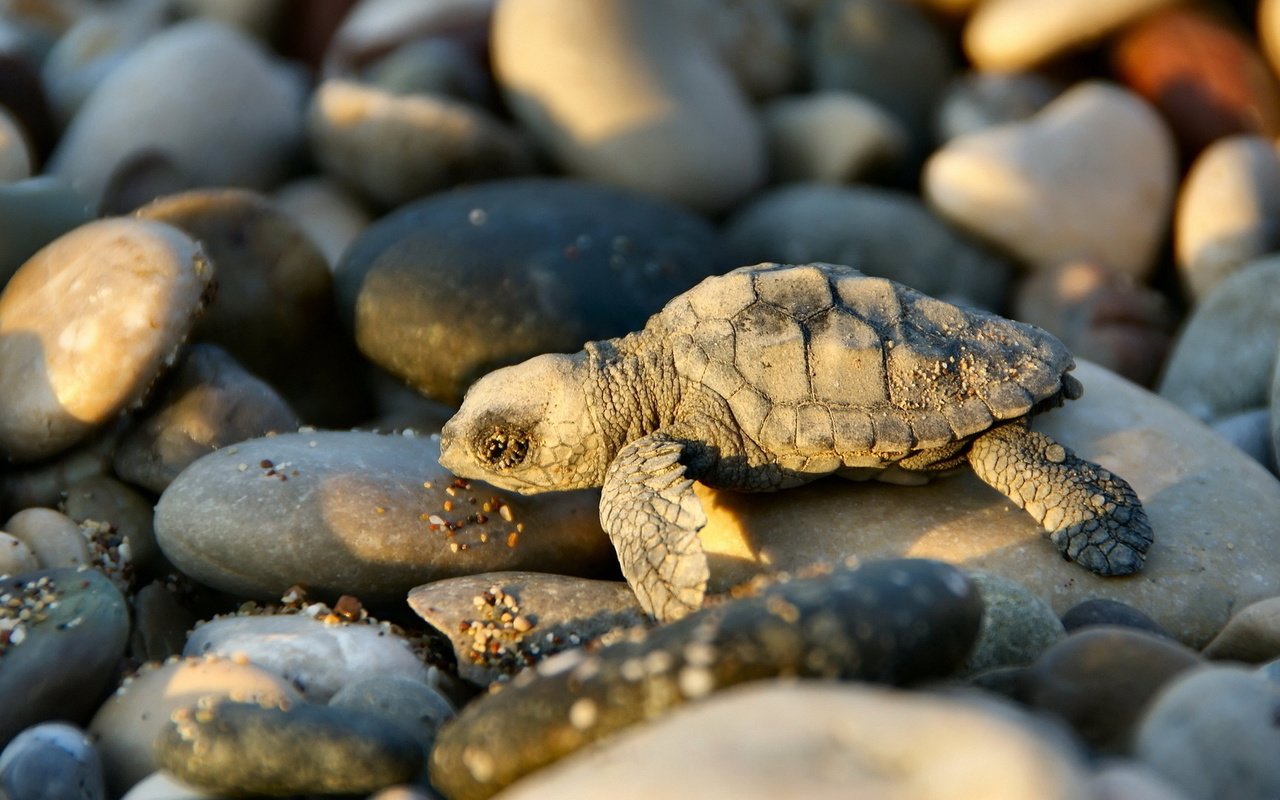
(1159, 256), (1280, 422)
(924, 81), (1176, 280)
(88, 655), (302, 796)
(761, 91), (906, 183)
(272, 176), (371, 269)
(1060, 598), (1167, 637)
(1025, 627), (1203, 753)
(0, 534), (37, 575)
(3, 508), (90, 569)
(154, 431), (613, 602)
(120, 772), (216, 800)
(0, 568), (129, 747)
(156, 700), (423, 796)
(112, 344), (299, 494)
(0, 434), (116, 517)
(0, 722), (105, 800)
(935, 71), (1059, 142)
(0, 106), (31, 182)
(360, 37), (495, 105)
(1202, 597), (1280, 663)
(431, 560), (983, 799)
(335, 178), (728, 405)
(964, 0), (1177, 71)
(329, 675), (455, 759)
(307, 79), (535, 209)
(129, 582), (197, 664)
(322, 0), (494, 81)
(491, 0), (765, 213)
(184, 613), (433, 703)
(724, 183), (1012, 309)
(408, 571), (647, 685)
(1090, 761), (1194, 800)
(963, 571), (1064, 674)
(696, 359), (1280, 649)
(1134, 666), (1280, 800)
(0, 218), (212, 462)
(1175, 135), (1280, 302)
(689, 0), (800, 101)
(0, 177), (92, 285)
(488, 682), (1091, 800)
(61, 475), (160, 573)
(48, 20), (303, 206)
(1211, 409), (1275, 473)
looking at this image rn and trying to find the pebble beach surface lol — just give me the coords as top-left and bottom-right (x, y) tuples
(1, 2), (1280, 799)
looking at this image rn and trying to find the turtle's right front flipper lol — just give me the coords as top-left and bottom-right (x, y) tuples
(600, 431), (709, 622)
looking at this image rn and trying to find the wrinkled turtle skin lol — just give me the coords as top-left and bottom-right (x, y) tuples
(440, 262), (1154, 621)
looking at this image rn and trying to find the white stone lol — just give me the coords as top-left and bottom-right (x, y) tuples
(762, 91), (906, 183)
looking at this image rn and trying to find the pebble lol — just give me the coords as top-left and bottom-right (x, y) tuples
(723, 183), (1012, 309)
(335, 178), (728, 405)
(1263, 0), (1280, 82)
(272, 176), (371, 269)
(407, 571), (647, 685)
(1012, 260), (1174, 387)
(329, 674), (455, 765)
(0, 177), (92, 285)
(322, 0), (494, 82)
(1202, 596), (1280, 662)
(0, 53), (55, 165)
(307, 79), (536, 209)
(430, 559), (983, 799)
(1211, 408), (1276, 473)
(1158, 256), (1280, 422)
(925, 82), (1176, 280)
(359, 37), (495, 105)
(962, 571), (1064, 674)
(61, 475), (161, 574)
(0, 218), (212, 462)
(48, 20), (304, 206)
(0, 434), (116, 516)
(153, 431), (614, 602)
(1134, 666), (1280, 800)
(3, 508), (90, 569)
(184, 612), (434, 703)
(934, 71), (1060, 142)
(808, 0), (955, 150)
(1112, 7), (1280, 156)
(491, 681), (1091, 800)
(128, 582), (196, 664)
(112, 344), (299, 493)
(0, 568), (129, 747)
(490, 0), (765, 213)
(761, 91), (906, 183)
(0, 533), (37, 575)
(696, 359), (1280, 648)
(155, 700), (423, 797)
(0, 722), (106, 800)
(88, 655), (302, 796)
(119, 772), (216, 800)
(689, 0), (800, 101)
(964, 0), (1177, 71)
(1060, 598), (1168, 637)
(1090, 760), (1194, 800)
(1175, 135), (1280, 302)
(0, 105), (31, 182)
(1024, 627), (1203, 753)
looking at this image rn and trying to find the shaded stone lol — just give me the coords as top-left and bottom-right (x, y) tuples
(1134, 666), (1280, 800)
(0, 177), (92, 287)
(61, 475), (160, 573)
(431, 559), (983, 800)
(0, 106), (31, 182)
(0, 568), (129, 748)
(408, 571), (647, 685)
(724, 183), (1011, 309)
(335, 178), (728, 405)
(3, 507), (90, 569)
(0, 722), (105, 800)
(935, 71), (1060, 142)
(154, 431), (613, 603)
(156, 700), (423, 796)
(762, 91), (906, 183)
(360, 37), (495, 106)
(0, 218), (212, 462)
(113, 344), (299, 493)
(690, 0), (800, 101)
(0, 54), (56, 165)
(0, 433), (116, 518)
(1026, 627), (1202, 753)
(322, 0), (493, 82)
(329, 674), (455, 768)
(128, 581), (196, 664)
(97, 150), (194, 217)
(475, 682), (1090, 800)
(491, 0), (765, 213)
(272, 176), (371, 269)
(1202, 597), (1280, 662)
(1089, 760), (1194, 800)
(1060, 598), (1167, 637)
(119, 772), (216, 800)
(963, 571), (1064, 674)
(1211, 408), (1275, 474)
(696, 360), (1280, 648)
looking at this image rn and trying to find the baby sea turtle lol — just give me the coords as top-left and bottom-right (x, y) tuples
(439, 262), (1153, 621)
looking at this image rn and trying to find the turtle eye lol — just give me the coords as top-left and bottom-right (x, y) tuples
(480, 429), (530, 470)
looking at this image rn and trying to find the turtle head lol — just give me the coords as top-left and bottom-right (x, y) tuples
(439, 352), (608, 493)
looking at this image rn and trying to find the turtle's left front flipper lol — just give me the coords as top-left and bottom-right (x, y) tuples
(600, 431), (708, 622)
(967, 422), (1153, 576)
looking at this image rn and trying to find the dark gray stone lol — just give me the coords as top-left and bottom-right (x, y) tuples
(1060, 598), (1169, 637)
(0, 722), (105, 800)
(127, 581), (196, 663)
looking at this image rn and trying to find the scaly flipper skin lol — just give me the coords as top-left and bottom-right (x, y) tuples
(599, 432), (708, 621)
(967, 423), (1153, 575)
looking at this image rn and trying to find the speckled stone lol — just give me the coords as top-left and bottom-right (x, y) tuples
(489, 682), (1091, 800)
(184, 613), (434, 703)
(1135, 666), (1280, 800)
(762, 91), (906, 183)
(724, 183), (1012, 309)
(0, 218), (212, 462)
(964, 0), (1177, 70)
(335, 178), (728, 405)
(408, 571), (647, 685)
(696, 360), (1280, 649)
(0, 568), (129, 748)
(962, 571), (1064, 674)
(154, 431), (613, 602)
(491, 0), (765, 213)
(0, 722), (105, 800)
(155, 700), (423, 796)
(1025, 627), (1203, 753)
(431, 559), (983, 800)
(112, 344), (298, 493)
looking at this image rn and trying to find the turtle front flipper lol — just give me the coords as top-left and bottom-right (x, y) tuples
(967, 423), (1153, 576)
(600, 432), (709, 622)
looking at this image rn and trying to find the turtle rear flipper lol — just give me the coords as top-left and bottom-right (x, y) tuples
(967, 423), (1153, 575)
(600, 432), (709, 622)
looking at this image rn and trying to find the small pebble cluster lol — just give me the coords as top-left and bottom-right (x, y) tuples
(0, 2), (1278, 800)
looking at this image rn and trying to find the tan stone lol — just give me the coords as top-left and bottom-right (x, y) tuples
(965, 0), (1177, 71)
